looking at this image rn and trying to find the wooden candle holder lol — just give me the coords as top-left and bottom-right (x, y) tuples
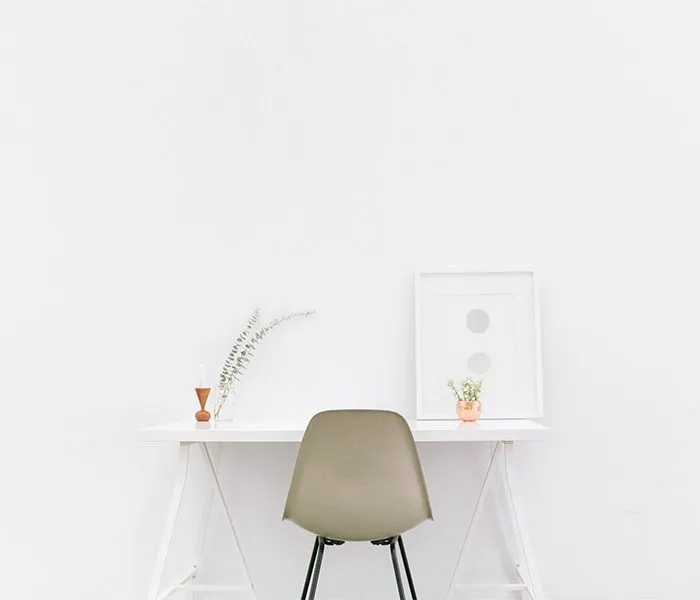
(195, 388), (211, 422)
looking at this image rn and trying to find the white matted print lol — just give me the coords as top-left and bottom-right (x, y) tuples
(415, 269), (543, 420)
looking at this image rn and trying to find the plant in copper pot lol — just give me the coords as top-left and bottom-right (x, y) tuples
(447, 377), (483, 422)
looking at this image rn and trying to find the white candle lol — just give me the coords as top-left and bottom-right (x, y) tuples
(198, 363), (207, 388)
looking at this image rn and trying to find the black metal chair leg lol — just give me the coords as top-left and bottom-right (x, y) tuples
(398, 536), (418, 600)
(307, 537), (325, 600)
(300, 537), (320, 600)
(389, 537), (407, 600)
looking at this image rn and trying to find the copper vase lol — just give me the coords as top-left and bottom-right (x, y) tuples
(456, 400), (481, 422)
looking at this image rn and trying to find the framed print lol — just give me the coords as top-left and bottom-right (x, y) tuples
(415, 268), (543, 420)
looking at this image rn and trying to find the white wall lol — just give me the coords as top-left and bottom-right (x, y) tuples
(2, 1), (699, 599)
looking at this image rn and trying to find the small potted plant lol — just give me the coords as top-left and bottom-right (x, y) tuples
(447, 377), (483, 422)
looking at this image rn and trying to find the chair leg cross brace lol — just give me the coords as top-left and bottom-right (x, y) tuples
(446, 441), (545, 600)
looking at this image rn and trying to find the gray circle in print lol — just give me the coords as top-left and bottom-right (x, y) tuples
(467, 309), (490, 333)
(468, 352), (492, 374)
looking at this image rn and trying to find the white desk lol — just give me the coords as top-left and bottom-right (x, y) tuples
(139, 419), (548, 600)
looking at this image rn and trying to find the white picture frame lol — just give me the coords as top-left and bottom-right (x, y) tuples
(415, 268), (543, 420)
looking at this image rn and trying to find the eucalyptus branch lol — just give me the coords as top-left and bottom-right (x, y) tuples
(218, 308), (260, 388)
(214, 309), (315, 419)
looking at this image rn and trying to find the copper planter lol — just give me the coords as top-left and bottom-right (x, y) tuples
(456, 400), (481, 422)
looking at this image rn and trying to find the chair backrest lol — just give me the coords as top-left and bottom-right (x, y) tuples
(283, 409), (433, 542)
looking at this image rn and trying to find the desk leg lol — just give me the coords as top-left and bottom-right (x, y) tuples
(502, 442), (545, 600)
(446, 441), (502, 599)
(490, 442), (525, 596)
(199, 442), (256, 598)
(447, 442), (545, 600)
(147, 442), (191, 600)
(186, 443), (220, 600)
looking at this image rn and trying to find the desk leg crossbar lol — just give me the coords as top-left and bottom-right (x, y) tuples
(446, 441), (545, 600)
(146, 442), (256, 600)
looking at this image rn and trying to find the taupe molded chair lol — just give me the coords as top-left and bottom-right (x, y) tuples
(283, 409), (433, 600)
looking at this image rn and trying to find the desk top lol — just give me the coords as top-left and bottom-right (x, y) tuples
(138, 418), (548, 443)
